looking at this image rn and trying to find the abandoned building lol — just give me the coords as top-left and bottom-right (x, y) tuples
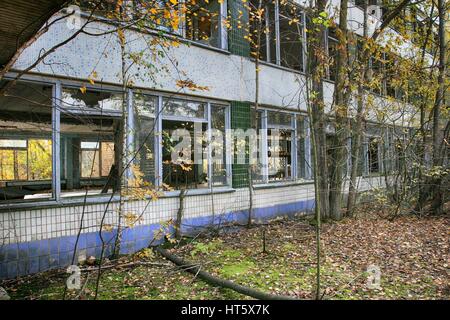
(0, 0), (423, 279)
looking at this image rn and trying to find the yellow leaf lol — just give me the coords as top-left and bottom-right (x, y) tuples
(80, 86), (87, 94)
(163, 9), (171, 19)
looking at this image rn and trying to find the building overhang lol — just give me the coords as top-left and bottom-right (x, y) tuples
(0, 0), (67, 67)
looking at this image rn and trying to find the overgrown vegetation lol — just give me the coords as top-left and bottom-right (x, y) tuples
(3, 204), (448, 300)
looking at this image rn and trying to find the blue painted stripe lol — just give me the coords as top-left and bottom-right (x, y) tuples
(0, 199), (314, 279)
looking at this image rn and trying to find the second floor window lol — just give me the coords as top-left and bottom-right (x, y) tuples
(185, 0), (221, 48)
(327, 28), (338, 82)
(250, 0), (305, 72)
(278, 2), (304, 71)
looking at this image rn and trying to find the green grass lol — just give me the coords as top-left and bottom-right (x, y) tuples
(3, 215), (447, 300)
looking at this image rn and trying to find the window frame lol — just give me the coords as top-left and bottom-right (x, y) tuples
(77, 0), (229, 50)
(0, 77), (57, 205)
(79, 140), (115, 179)
(360, 133), (383, 176)
(254, 108), (312, 185)
(251, 0), (307, 73)
(0, 76), (234, 209)
(0, 139), (28, 182)
(155, 96), (232, 190)
(0, 74), (317, 209)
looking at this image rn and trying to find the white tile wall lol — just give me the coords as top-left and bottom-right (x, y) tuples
(0, 177), (384, 245)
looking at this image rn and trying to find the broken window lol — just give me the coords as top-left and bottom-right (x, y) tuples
(185, 0), (221, 47)
(134, 93), (157, 185)
(210, 104), (228, 186)
(161, 98), (208, 190)
(327, 29), (338, 81)
(368, 137), (380, 174)
(279, 2), (304, 71)
(60, 87), (122, 197)
(0, 81), (53, 203)
(267, 111), (294, 182)
(62, 87), (123, 113)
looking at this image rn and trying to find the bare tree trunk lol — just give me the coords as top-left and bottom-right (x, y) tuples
(415, 0), (447, 215)
(305, 0), (330, 299)
(307, 0), (330, 220)
(247, 0), (263, 228)
(248, 166), (254, 228)
(430, 0), (447, 215)
(415, 2), (435, 214)
(328, 0), (350, 220)
(346, 0), (368, 216)
(176, 189), (186, 239)
(112, 7), (128, 258)
(307, 98), (322, 300)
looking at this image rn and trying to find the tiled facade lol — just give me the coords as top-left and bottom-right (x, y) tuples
(0, 177), (384, 279)
(0, 0), (411, 280)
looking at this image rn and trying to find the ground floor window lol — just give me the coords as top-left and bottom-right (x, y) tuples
(368, 137), (380, 174)
(1, 79), (325, 205)
(134, 93), (157, 186)
(158, 98), (229, 190)
(162, 119), (209, 190)
(60, 87), (123, 197)
(210, 104), (228, 186)
(251, 109), (309, 184)
(0, 80), (53, 203)
(267, 111), (296, 182)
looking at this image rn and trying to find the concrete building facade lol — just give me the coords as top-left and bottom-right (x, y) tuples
(0, 0), (419, 279)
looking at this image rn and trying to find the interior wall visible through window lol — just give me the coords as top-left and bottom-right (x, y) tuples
(0, 81), (53, 203)
(60, 87), (122, 198)
(267, 111), (294, 182)
(161, 98), (208, 190)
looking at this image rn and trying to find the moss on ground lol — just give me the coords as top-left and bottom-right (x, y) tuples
(2, 213), (448, 300)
